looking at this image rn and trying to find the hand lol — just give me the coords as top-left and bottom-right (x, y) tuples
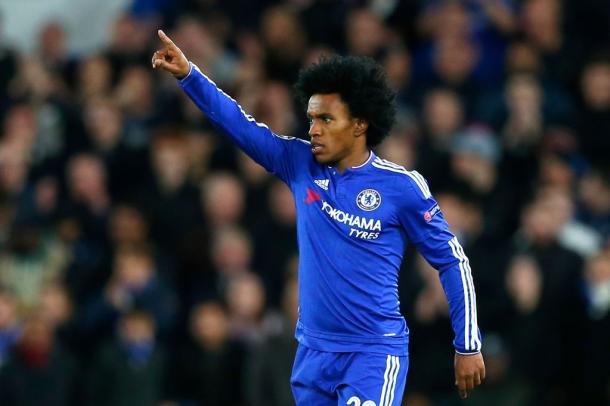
(152, 29), (190, 79)
(454, 352), (485, 399)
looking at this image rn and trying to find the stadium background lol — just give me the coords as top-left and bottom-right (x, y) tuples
(0, 0), (609, 405)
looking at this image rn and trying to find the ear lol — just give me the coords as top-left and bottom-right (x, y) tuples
(354, 119), (369, 137)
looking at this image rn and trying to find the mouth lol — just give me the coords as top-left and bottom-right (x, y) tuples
(311, 142), (324, 155)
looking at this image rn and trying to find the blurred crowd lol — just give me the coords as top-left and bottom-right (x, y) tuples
(0, 0), (609, 405)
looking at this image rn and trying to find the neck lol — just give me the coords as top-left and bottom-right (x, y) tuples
(336, 149), (371, 174)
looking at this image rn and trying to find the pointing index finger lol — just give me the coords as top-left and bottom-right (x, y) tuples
(158, 29), (177, 48)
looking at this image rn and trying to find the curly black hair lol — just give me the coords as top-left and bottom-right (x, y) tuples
(294, 55), (396, 148)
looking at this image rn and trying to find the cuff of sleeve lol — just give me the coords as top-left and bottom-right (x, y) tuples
(455, 350), (481, 356)
(178, 62), (195, 85)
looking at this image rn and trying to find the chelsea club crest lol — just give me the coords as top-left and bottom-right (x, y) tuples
(356, 189), (381, 211)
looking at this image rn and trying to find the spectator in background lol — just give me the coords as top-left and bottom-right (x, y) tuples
(64, 153), (111, 244)
(0, 288), (21, 368)
(114, 64), (158, 148)
(0, 219), (68, 310)
(345, 7), (388, 58)
(252, 179), (297, 306)
(75, 54), (113, 102)
(246, 275), (298, 406)
(144, 130), (202, 253)
(82, 96), (148, 200)
(201, 171), (245, 229)
(167, 301), (246, 406)
(225, 271), (267, 346)
(577, 165), (610, 240)
(449, 125), (519, 238)
(88, 310), (166, 406)
(0, 315), (76, 406)
(80, 244), (176, 344)
(507, 194), (587, 405)
(416, 88), (465, 190)
(260, 5), (307, 84)
(576, 57), (610, 163)
(582, 251), (610, 405)
(521, 0), (581, 86)
(0, 1), (608, 404)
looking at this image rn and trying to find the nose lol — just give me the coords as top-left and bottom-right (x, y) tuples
(309, 120), (322, 138)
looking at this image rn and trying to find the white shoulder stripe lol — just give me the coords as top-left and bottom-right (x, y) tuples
(372, 160), (432, 199)
(194, 63), (310, 145)
(410, 170), (431, 199)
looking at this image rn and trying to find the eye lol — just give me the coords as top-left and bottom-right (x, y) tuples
(323, 117), (332, 124)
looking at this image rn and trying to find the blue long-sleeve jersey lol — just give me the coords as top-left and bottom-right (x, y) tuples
(179, 63), (482, 356)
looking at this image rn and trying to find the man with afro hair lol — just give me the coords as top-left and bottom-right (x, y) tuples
(153, 29), (485, 405)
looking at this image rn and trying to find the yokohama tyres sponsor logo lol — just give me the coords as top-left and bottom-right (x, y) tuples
(321, 201), (381, 231)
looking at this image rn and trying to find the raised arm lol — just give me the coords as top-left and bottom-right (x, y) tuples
(152, 29), (307, 184)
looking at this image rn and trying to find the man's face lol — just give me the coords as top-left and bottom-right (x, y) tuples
(307, 93), (361, 166)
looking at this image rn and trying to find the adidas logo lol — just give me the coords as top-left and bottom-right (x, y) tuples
(314, 179), (329, 190)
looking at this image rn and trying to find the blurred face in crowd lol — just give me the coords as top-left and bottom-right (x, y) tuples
(114, 250), (154, 289)
(109, 205), (149, 246)
(114, 65), (154, 114)
(269, 180), (296, 225)
(19, 317), (54, 355)
(152, 134), (190, 192)
(109, 13), (148, 54)
(505, 41), (541, 75)
(505, 255), (542, 313)
(376, 134), (415, 169)
(435, 1), (469, 39)
(521, 199), (563, 244)
(585, 253), (610, 286)
(38, 283), (72, 327)
(237, 151), (269, 185)
(522, 0), (562, 47)
(67, 154), (107, 202)
(346, 8), (386, 57)
(505, 74), (543, 115)
(38, 21), (66, 62)
(84, 98), (123, 151)
(226, 272), (265, 322)
(423, 89), (464, 141)
(383, 47), (411, 91)
(202, 172), (245, 226)
(261, 6), (306, 59)
(257, 81), (296, 135)
(119, 313), (155, 344)
(434, 36), (478, 84)
(0, 145), (29, 196)
(2, 104), (36, 148)
(581, 62), (610, 111)
(77, 54), (112, 99)
(307, 93), (368, 169)
(191, 302), (229, 350)
(538, 154), (574, 190)
(579, 171), (610, 214)
(211, 227), (252, 274)
(0, 292), (18, 329)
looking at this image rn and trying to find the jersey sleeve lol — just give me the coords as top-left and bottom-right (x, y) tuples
(178, 62), (308, 184)
(397, 172), (482, 354)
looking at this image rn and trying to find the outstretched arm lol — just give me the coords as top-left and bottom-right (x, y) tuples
(152, 30), (307, 184)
